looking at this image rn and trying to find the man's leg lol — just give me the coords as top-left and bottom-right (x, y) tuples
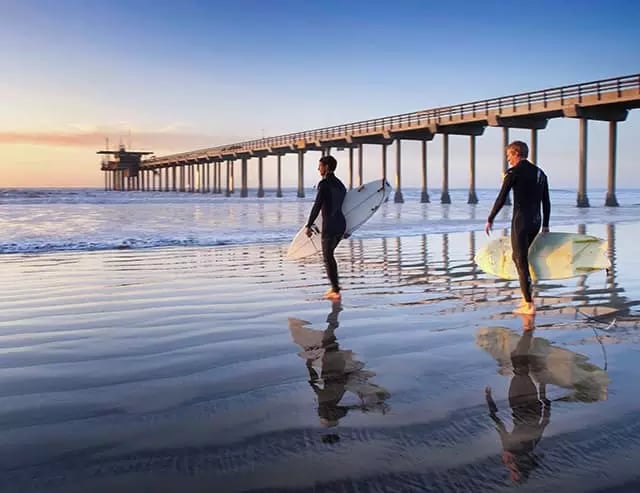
(511, 226), (535, 314)
(321, 235), (342, 296)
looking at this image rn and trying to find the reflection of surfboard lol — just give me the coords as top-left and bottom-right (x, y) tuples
(476, 326), (609, 402)
(474, 232), (610, 280)
(287, 179), (392, 260)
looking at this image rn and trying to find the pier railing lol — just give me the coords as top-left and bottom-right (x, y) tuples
(145, 73), (640, 165)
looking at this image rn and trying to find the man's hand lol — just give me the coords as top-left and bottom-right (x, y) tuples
(305, 227), (313, 238)
(484, 221), (493, 236)
(541, 226), (550, 234)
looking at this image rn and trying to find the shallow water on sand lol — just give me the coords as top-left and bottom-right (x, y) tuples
(1, 219), (640, 492)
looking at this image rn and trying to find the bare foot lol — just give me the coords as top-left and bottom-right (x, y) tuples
(513, 302), (536, 316)
(324, 291), (341, 301)
(517, 313), (536, 331)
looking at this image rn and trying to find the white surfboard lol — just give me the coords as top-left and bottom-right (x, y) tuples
(475, 232), (610, 281)
(287, 179), (392, 260)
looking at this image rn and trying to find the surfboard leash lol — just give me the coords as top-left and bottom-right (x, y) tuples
(576, 309), (615, 371)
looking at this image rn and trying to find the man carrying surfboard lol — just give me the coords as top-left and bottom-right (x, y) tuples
(485, 141), (551, 315)
(306, 155), (347, 300)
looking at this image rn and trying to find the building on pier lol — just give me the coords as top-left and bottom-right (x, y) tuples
(98, 145), (153, 191)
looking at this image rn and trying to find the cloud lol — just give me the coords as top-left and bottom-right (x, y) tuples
(0, 129), (249, 152)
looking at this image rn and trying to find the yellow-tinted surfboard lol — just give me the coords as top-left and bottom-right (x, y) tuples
(475, 232), (610, 280)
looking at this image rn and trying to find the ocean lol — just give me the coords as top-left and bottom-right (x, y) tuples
(2, 187), (639, 254)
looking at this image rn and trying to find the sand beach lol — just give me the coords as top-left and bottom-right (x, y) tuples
(3, 3), (640, 490)
(1, 202), (640, 492)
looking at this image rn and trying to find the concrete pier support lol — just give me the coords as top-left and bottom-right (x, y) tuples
(348, 147), (354, 190)
(165, 167), (170, 192)
(217, 162), (223, 194)
(605, 121), (619, 207)
(441, 134), (451, 204)
(467, 135), (478, 204)
(226, 161), (231, 197)
(257, 156), (265, 197)
(191, 165), (196, 193)
(394, 139), (404, 203)
(502, 127), (511, 205)
(230, 161), (235, 194)
(297, 151), (305, 198)
(530, 128), (538, 164)
(104, 173), (108, 191)
(172, 166), (177, 192)
(381, 143), (388, 182)
(358, 144), (363, 187)
(212, 163), (217, 193)
(276, 155), (283, 197)
(577, 118), (590, 207)
(241, 158), (248, 197)
(420, 139), (430, 203)
(159, 169), (163, 191)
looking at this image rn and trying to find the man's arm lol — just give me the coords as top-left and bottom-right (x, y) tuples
(485, 171), (514, 235)
(306, 182), (325, 233)
(542, 174), (551, 231)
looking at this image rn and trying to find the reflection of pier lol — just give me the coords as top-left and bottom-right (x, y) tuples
(101, 75), (640, 207)
(341, 223), (637, 319)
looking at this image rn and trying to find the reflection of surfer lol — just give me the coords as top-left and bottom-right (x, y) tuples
(307, 302), (349, 433)
(485, 321), (551, 484)
(288, 302), (390, 442)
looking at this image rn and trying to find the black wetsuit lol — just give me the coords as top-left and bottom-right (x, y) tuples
(487, 160), (550, 302)
(306, 173), (347, 292)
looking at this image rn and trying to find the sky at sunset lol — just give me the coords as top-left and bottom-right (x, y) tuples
(1, 0), (639, 189)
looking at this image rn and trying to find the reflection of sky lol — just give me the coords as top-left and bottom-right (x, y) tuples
(1, 0), (640, 186)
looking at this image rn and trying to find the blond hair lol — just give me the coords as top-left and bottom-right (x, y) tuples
(507, 141), (529, 159)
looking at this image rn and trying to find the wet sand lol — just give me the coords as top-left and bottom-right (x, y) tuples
(1, 222), (639, 492)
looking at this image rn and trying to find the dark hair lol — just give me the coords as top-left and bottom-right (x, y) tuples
(319, 155), (338, 171)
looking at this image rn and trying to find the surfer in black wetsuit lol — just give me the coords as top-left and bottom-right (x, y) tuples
(306, 155), (347, 300)
(485, 141), (551, 315)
